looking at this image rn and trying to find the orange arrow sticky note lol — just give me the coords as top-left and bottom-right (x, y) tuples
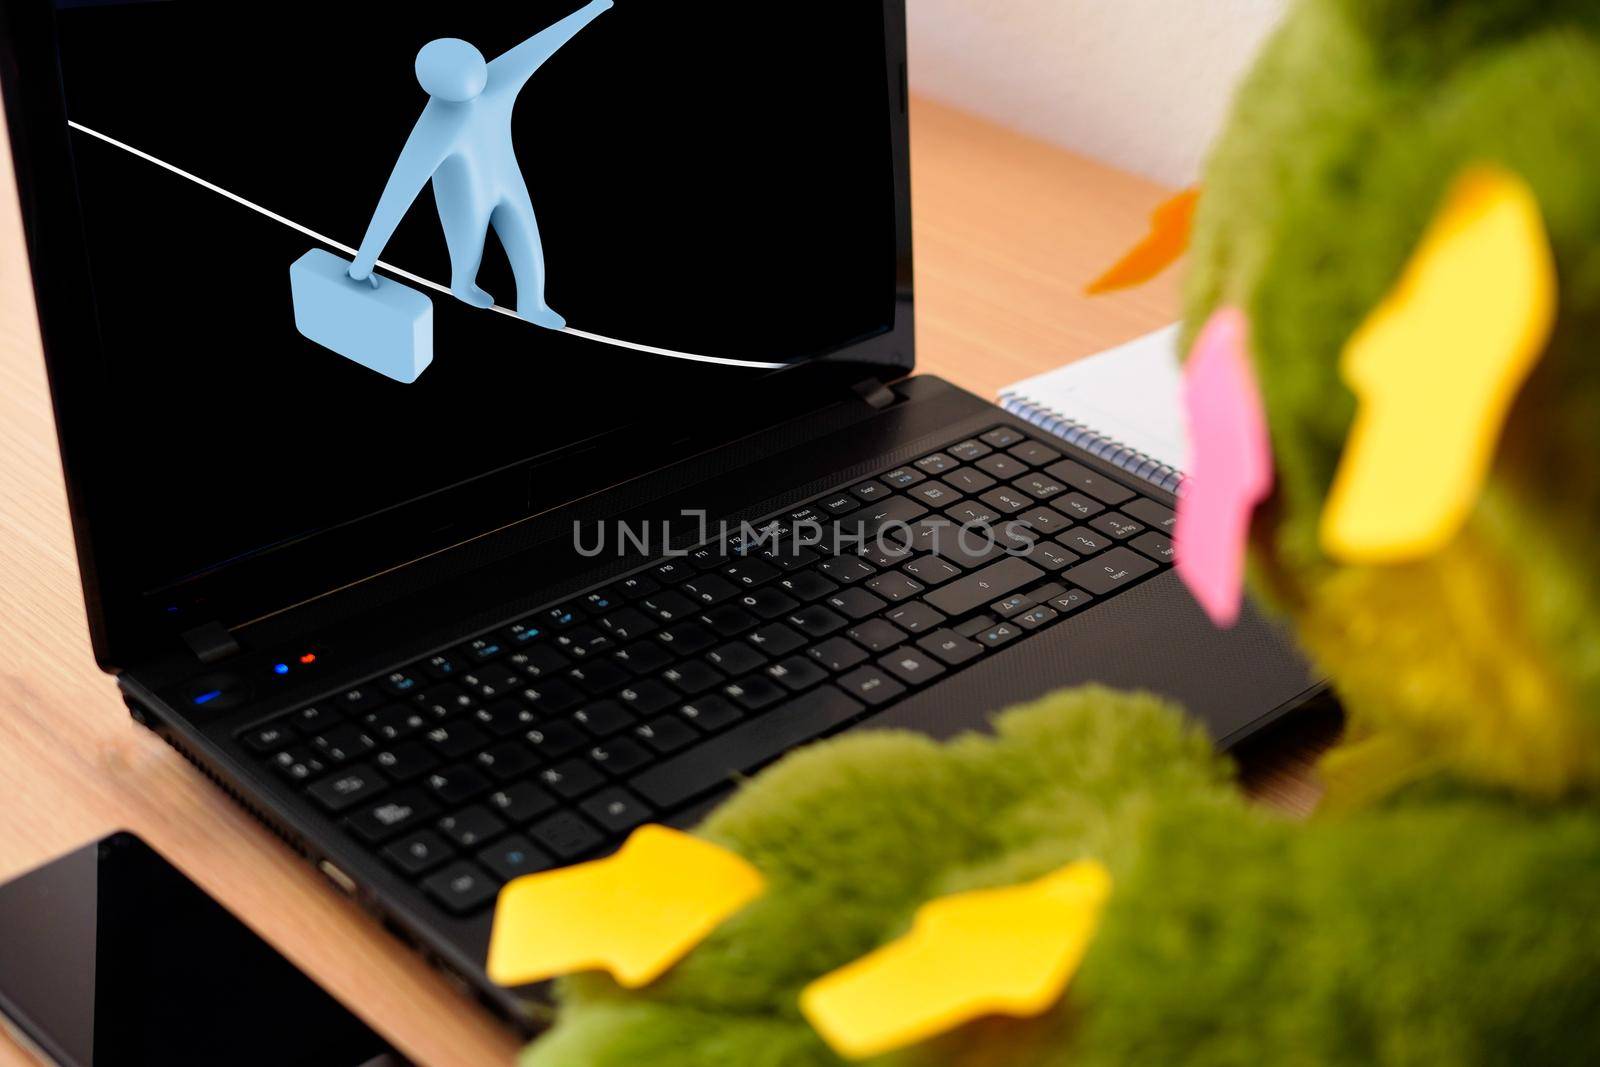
(1087, 187), (1201, 294)
(486, 825), (765, 989)
(1322, 166), (1557, 563)
(799, 861), (1112, 1061)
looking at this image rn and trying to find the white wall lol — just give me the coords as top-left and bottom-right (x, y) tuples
(907, 0), (1289, 186)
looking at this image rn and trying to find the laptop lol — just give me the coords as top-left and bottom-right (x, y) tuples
(0, 0), (1319, 1031)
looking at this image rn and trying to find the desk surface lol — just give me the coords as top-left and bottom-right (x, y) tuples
(0, 98), (1332, 1067)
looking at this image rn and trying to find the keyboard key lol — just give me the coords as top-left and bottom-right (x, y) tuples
(554, 627), (613, 660)
(1063, 547), (1159, 595)
(365, 704), (428, 742)
(308, 764), (387, 813)
(655, 621), (716, 656)
(1018, 507), (1071, 536)
(582, 788), (655, 835)
(991, 593), (1037, 618)
(632, 686), (864, 808)
(374, 741), (439, 783)
(679, 694), (743, 732)
(837, 666), (907, 706)
(916, 630), (983, 666)
(474, 740), (539, 782)
(977, 621), (1024, 647)
(530, 812), (606, 861)
(681, 574), (739, 606)
(1132, 532), (1175, 563)
(723, 558), (779, 589)
(437, 805), (506, 849)
(584, 589), (620, 613)
(723, 675), (786, 711)
(617, 680), (676, 717)
(739, 587), (800, 620)
(513, 645), (569, 679)
(759, 543), (820, 572)
(948, 439), (991, 462)
(824, 586), (888, 619)
(778, 570), (839, 602)
(1123, 497), (1177, 533)
(748, 622), (807, 656)
(311, 723), (376, 764)
(1059, 528), (1113, 557)
(384, 830), (452, 876)
(598, 607), (657, 642)
(540, 759), (606, 799)
(981, 426), (1026, 448)
(697, 603), (758, 637)
(1028, 542), (1081, 572)
(976, 454), (1028, 481)
(882, 466), (926, 489)
(521, 678), (584, 716)
(879, 649), (947, 686)
(785, 604), (847, 638)
(294, 705), (339, 731)
(542, 604), (584, 629)
(565, 658), (630, 695)
(848, 618), (907, 652)
(503, 622), (544, 646)
(662, 659), (725, 696)
(423, 721), (488, 759)
(865, 573), (925, 603)
(944, 502), (1000, 526)
(1016, 474), (1067, 500)
(347, 789), (438, 845)
(820, 555), (876, 584)
(614, 640), (673, 675)
(459, 664), (521, 700)
(524, 720), (587, 760)
(587, 738), (653, 777)
(808, 636), (870, 673)
(910, 481), (961, 507)
(653, 559), (694, 584)
(478, 835), (553, 882)
(1016, 605), (1059, 629)
(463, 637), (506, 662)
(956, 615), (997, 638)
(883, 602), (945, 634)
(572, 699), (634, 738)
(423, 862), (499, 915)
(424, 764), (491, 806)
(707, 641), (765, 675)
(924, 557), (1045, 617)
(852, 480), (891, 502)
(641, 591), (697, 623)
(902, 556), (962, 586)
(819, 492), (860, 516)
(617, 574), (662, 598)
(241, 720), (296, 754)
(1044, 460), (1136, 506)
(421, 654), (460, 680)
(1009, 439), (1062, 465)
(1089, 512), (1147, 541)
(915, 453), (957, 474)
(1053, 492), (1106, 522)
(858, 537), (914, 567)
(486, 782), (558, 824)
(766, 656), (828, 692)
(943, 467), (997, 495)
(271, 747), (327, 783)
(634, 715), (698, 754)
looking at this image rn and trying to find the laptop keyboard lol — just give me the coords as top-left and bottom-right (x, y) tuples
(238, 427), (1177, 917)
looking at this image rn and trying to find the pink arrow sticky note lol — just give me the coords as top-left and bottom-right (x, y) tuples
(1175, 308), (1274, 628)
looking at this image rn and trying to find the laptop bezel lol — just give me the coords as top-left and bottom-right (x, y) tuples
(0, 0), (915, 672)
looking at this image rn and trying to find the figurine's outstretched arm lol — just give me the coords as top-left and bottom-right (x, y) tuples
(489, 0), (613, 93)
(349, 106), (453, 282)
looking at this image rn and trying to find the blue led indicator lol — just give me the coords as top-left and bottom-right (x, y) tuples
(193, 689), (223, 706)
(273, 663), (290, 676)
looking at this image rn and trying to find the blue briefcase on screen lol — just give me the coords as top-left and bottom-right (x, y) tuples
(290, 249), (434, 385)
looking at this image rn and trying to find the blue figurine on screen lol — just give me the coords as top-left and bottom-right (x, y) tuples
(290, 0), (613, 384)
(350, 0), (614, 328)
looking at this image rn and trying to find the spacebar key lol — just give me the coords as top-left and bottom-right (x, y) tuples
(924, 557), (1044, 617)
(631, 686), (865, 808)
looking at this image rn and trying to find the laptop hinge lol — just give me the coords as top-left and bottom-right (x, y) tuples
(852, 377), (898, 411)
(182, 621), (241, 665)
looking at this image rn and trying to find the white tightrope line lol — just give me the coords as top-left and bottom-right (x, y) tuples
(67, 120), (788, 370)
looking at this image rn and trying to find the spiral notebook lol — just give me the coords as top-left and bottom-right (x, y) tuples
(999, 324), (1188, 495)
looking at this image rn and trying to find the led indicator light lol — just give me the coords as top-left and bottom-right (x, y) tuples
(273, 663), (290, 676)
(193, 689), (222, 706)
(299, 653), (318, 665)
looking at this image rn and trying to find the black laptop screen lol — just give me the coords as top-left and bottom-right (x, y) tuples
(44, 0), (899, 611)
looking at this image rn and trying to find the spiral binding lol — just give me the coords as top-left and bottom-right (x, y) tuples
(998, 393), (1186, 496)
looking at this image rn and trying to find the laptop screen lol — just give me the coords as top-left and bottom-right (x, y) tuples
(44, 0), (902, 612)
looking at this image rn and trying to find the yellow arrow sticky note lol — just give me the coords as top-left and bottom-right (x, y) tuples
(1321, 165), (1557, 563)
(1087, 187), (1201, 294)
(799, 861), (1112, 1061)
(486, 825), (765, 989)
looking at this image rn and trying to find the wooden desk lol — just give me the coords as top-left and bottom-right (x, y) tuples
(0, 98), (1333, 1067)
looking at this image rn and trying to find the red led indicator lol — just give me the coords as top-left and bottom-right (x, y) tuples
(299, 653), (318, 665)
